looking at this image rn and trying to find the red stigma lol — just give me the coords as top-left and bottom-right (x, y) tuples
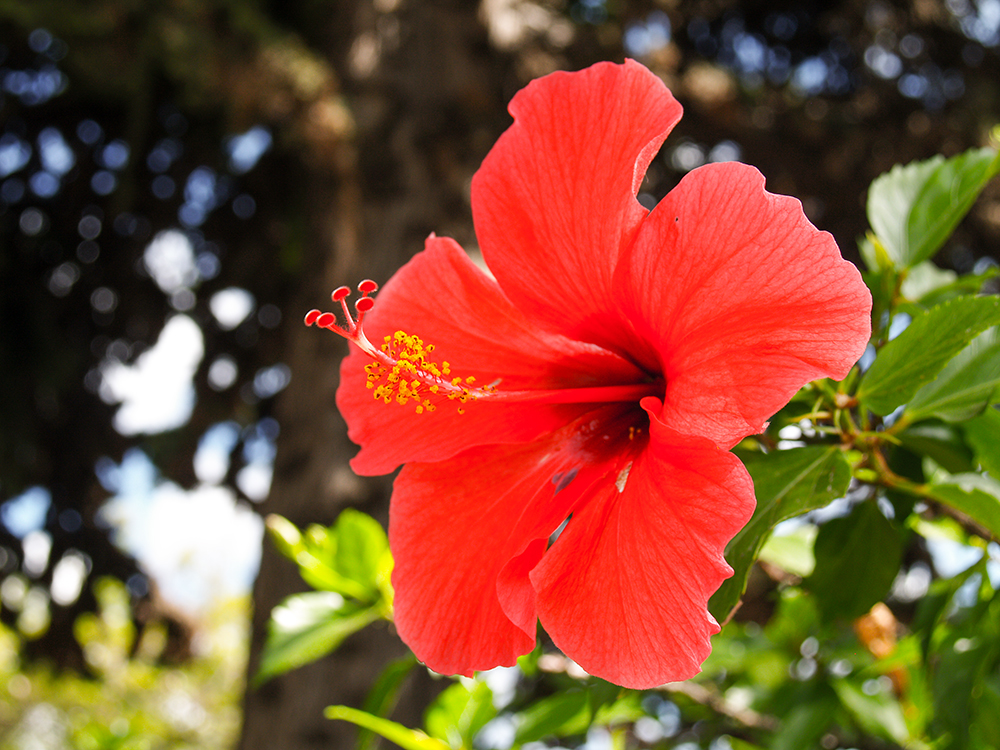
(306, 280), (381, 340)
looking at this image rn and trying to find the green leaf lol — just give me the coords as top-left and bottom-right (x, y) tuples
(857, 295), (1000, 415)
(591, 692), (644, 726)
(357, 656), (419, 750)
(905, 265), (1000, 309)
(831, 679), (910, 745)
(325, 705), (449, 750)
(334, 508), (390, 594)
(424, 681), (496, 750)
(514, 690), (591, 744)
(255, 592), (380, 685)
(266, 514), (304, 560)
(805, 501), (903, 622)
(858, 232), (893, 273)
(709, 446), (851, 621)
(758, 524), (817, 577)
(867, 146), (1000, 269)
(895, 423), (975, 474)
(930, 628), (994, 748)
(899, 260), (958, 301)
(964, 405), (1000, 475)
(971, 676), (1000, 749)
(281, 510), (391, 602)
(926, 473), (1000, 539)
(905, 328), (1000, 423)
(297, 556), (371, 600)
(771, 688), (838, 750)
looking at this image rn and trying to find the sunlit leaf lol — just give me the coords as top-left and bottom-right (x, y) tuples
(424, 680), (496, 749)
(271, 511), (390, 601)
(297, 556), (371, 600)
(832, 679), (909, 745)
(358, 655), (419, 750)
(266, 514), (304, 560)
(908, 265), (1000, 309)
(899, 260), (958, 301)
(325, 705), (449, 750)
(727, 739), (768, 750)
(905, 328), (1000, 423)
(867, 147), (1000, 269)
(591, 692), (644, 726)
(709, 446), (851, 621)
(333, 508), (390, 595)
(758, 524), (817, 577)
(858, 232), (892, 273)
(857, 295), (1000, 415)
(304, 522), (339, 568)
(255, 592), (380, 685)
(963, 405), (1000, 476)
(926, 473), (1000, 539)
(805, 501), (903, 622)
(514, 690), (591, 744)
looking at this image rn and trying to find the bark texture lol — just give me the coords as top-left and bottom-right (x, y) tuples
(238, 3), (509, 747)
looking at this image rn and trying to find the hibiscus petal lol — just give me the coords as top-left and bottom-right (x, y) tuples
(338, 235), (645, 475)
(616, 162), (872, 447)
(472, 60), (682, 346)
(390, 430), (599, 676)
(531, 400), (755, 689)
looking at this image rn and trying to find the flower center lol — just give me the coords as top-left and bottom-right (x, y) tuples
(306, 282), (662, 414)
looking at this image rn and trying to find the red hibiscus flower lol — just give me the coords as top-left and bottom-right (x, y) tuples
(305, 60), (872, 688)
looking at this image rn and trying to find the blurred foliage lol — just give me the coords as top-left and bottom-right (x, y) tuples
(254, 511), (393, 684)
(0, 578), (247, 748)
(0, 2), (314, 667)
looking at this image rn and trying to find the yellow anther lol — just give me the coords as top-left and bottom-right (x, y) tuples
(363, 329), (484, 415)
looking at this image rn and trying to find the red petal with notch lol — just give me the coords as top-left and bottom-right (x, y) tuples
(531, 399), (756, 689)
(338, 235), (646, 476)
(389, 421), (609, 676)
(472, 59), (682, 346)
(615, 162), (872, 448)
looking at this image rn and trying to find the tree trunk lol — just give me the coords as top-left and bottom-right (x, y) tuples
(238, 3), (509, 747)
